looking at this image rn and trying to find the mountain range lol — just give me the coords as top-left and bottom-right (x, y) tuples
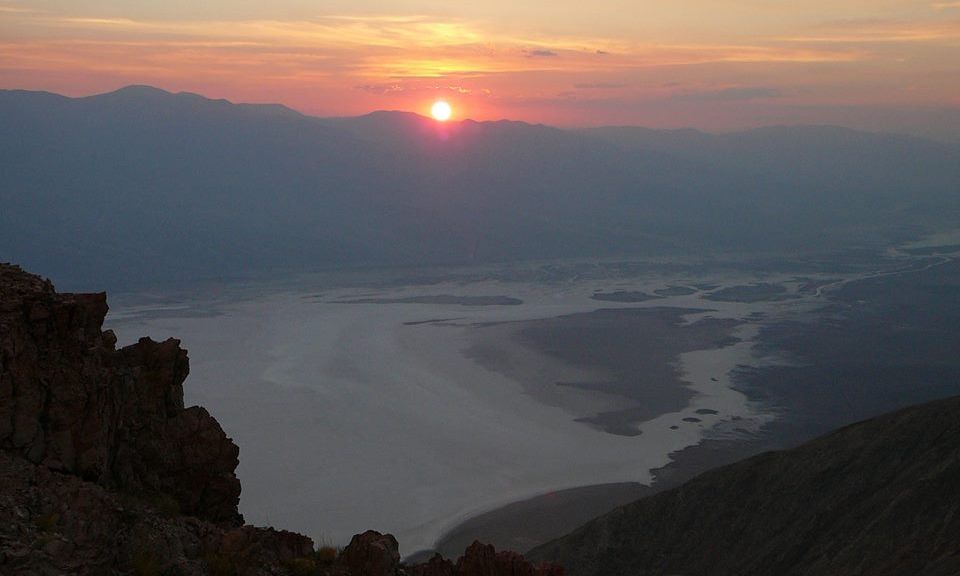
(2, 86), (959, 291)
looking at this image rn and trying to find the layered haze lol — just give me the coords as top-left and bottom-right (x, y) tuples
(2, 86), (959, 292)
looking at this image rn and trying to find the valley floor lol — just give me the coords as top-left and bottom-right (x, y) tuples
(105, 238), (960, 557)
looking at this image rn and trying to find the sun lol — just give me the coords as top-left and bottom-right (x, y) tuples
(431, 100), (452, 122)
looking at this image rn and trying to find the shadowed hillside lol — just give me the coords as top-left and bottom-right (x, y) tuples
(529, 394), (960, 576)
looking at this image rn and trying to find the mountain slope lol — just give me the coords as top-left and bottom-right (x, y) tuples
(529, 395), (960, 576)
(2, 86), (959, 291)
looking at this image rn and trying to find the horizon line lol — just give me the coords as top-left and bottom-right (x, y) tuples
(2, 83), (956, 143)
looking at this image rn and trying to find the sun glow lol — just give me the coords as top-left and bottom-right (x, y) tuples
(431, 100), (452, 121)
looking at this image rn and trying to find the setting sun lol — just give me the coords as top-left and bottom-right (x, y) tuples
(431, 100), (452, 122)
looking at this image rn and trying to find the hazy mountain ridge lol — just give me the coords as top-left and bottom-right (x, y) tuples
(582, 124), (960, 207)
(2, 86), (958, 291)
(529, 393), (960, 576)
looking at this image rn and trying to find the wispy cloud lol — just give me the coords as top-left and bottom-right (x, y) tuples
(672, 86), (782, 102)
(575, 82), (627, 89)
(778, 20), (960, 44)
(2, 9), (863, 74)
(355, 82), (478, 96)
(0, 4), (39, 14)
(2, 5), (957, 124)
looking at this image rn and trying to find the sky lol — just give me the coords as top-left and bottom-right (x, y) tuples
(2, 1), (959, 138)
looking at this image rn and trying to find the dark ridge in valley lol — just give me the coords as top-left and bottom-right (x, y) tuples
(652, 285), (697, 296)
(736, 256), (960, 445)
(589, 290), (660, 303)
(517, 307), (739, 435)
(702, 282), (791, 302)
(333, 295), (523, 306)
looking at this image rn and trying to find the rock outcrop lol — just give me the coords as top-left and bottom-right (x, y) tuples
(0, 263), (241, 523)
(335, 531), (564, 576)
(0, 262), (561, 576)
(341, 531), (402, 576)
(454, 542), (564, 576)
(408, 542), (563, 576)
(0, 449), (312, 575)
(0, 263), (318, 575)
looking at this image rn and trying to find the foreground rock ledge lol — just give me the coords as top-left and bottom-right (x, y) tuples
(0, 263), (242, 523)
(0, 263), (561, 576)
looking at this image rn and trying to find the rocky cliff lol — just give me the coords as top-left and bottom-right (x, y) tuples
(0, 263), (241, 523)
(0, 263), (559, 576)
(529, 394), (960, 576)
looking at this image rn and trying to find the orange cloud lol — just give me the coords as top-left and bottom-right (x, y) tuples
(778, 19), (960, 44)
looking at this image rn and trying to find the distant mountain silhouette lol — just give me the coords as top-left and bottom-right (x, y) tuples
(2, 86), (958, 290)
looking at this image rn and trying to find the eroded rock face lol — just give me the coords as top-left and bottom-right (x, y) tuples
(455, 542), (563, 576)
(408, 554), (455, 576)
(0, 263), (241, 523)
(0, 450), (314, 576)
(341, 530), (401, 576)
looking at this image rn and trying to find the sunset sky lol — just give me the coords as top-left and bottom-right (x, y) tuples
(2, 1), (959, 138)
